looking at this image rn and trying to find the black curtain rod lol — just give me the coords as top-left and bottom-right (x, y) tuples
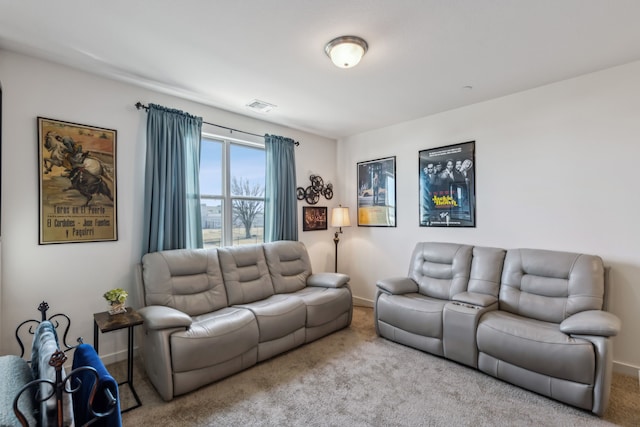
(135, 102), (299, 146)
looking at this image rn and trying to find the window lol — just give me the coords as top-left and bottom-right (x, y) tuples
(199, 134), (265, 247)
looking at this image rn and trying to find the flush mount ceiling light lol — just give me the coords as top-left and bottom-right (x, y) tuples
(324, 36), (368, 69)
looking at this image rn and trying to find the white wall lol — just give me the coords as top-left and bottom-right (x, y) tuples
(3, 49), (638, 374)
(338, 60), (640, 374)
(0, 50), (340, 360)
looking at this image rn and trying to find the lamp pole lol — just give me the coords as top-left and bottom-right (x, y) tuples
(333, 229), (341, 273)
(330, 205), (350, 273)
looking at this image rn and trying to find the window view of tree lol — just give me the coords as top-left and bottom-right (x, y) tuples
(231, 177), (264, 240)
(199, 136), (265, 248)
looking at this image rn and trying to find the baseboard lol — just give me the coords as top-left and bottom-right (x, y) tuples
(353, 296), (374, 308)
(62, 349), (127, 370)
(98, 347), (138, 367)
(613, 360), (640, 377)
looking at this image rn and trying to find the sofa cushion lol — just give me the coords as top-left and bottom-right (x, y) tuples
(408, 242), (473, 300)
(171, 307), (258, 373)
(219, 245), (275, 305)
(477, 310), (595, 384)
(500, 249), (605, 323)
(142, 248), (228, 316)
(234, 294), (306, 342)
(467, 246), (506, 297)
(263, 240), (312, 294)
(293, 286), (352, 327)
(377, 293), (446, 339)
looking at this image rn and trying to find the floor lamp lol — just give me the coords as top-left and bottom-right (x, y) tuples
(331, 206), (351, 273)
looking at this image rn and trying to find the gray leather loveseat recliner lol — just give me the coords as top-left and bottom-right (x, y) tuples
(375, 242), (620, 416)
(137, 240), (352, 401)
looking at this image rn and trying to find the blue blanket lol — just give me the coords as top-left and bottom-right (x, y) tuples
(71, 344), (122, 427)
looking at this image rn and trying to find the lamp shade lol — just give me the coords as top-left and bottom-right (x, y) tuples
(331, 207), (351, 228)
(324, 36), (368, 69)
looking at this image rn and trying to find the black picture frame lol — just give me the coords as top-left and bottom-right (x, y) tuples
(357, 156), (396, 227)
(302, 206), (328, 231)
(419, 141), (475, 227)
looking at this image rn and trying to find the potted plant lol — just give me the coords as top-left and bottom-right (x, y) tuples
(103, 288), (128, 315)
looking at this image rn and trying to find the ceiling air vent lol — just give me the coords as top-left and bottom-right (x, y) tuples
(245, 99), (276, 113)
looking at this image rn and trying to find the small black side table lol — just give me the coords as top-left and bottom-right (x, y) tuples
(93, 307), (144, 413)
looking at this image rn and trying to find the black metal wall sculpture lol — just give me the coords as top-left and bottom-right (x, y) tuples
(296, 175), (333, 205)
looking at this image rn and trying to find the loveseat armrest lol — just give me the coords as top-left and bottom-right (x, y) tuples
(452, 292), (498, 308)
(560, 310), (621, 337)
(376, 277), (418, 295)
(307, 273), (350, 288)
(138, 306), (192, 330)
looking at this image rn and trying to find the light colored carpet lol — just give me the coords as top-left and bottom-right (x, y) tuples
(116, 307), (639, 426)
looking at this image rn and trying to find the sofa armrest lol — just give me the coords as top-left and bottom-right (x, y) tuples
(376, 277), (418, 295)
(307, 273), (350, 288)
(452, 292), (498, 308)
(560, 310), (621, 337)
(138, 306), (192, 330)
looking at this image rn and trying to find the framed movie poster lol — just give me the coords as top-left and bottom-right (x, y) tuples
(38, 117), (117, 244)
(357, 156), (396, 227)
(419, 141), (475, 227)
(302, 206), (328, 231)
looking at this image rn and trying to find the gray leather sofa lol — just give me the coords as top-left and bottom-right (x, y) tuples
(375, 242), (620, 416)
(137, 240), (352, 401)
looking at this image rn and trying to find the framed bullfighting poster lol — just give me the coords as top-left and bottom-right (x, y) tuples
(419, 141), (475, 227)
(38, 117), (117, 244)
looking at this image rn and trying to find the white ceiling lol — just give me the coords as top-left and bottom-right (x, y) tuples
(2, 1), (640, 139)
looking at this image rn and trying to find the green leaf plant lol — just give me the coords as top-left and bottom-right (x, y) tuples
(103, 288), (128, 304)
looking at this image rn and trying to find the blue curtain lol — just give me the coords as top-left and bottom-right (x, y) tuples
(264, 134), (298, 242)
(143, 104), (203, 253)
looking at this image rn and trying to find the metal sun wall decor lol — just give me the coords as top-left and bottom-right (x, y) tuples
(296, 175), (333, 205)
